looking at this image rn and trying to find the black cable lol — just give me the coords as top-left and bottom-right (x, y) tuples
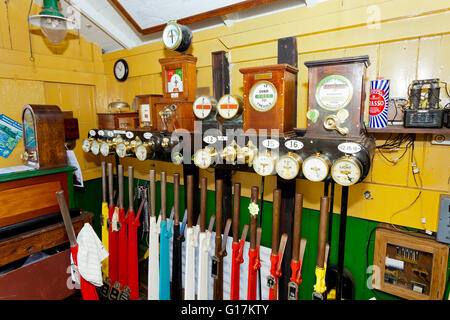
(376, 134), (415, 164)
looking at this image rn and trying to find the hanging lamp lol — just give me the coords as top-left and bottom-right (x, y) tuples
(28, 0), (75, 44)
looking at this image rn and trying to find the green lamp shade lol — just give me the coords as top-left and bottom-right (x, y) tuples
(39, 0), (64, 17)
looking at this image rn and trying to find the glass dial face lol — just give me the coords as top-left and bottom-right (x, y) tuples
(82, 139), (91, 153)
(315, 75), (353, 111)
(276, 155), (300, 180)
(116, 143), (127, 158)
(249, 81), (277, 112)
(193, 96), (213, 119)
(91, 140), (100, 155)
(302, 155), (330, 182)
(194, 149), (213, 169)
(253, 153), (277, 176)
(135, 144), (148, 161)
(167, 69), (183, 93)
(23, 109), (36, 148)
(114, 61), (126, 80)
(217, 95), (240, 120)
(162, 23), (181, 49)
(100, 142), (110, 157)
(331, 157), (362, 186)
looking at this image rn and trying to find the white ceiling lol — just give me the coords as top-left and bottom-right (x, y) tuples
(33, 0), (328, 53)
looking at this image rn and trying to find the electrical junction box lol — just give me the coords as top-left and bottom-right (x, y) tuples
(436, 194), (450, 244)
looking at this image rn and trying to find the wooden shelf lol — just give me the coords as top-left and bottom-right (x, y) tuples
(366, 125), (450, 135)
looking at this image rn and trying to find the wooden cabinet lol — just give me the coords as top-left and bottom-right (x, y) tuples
(97, 112), (139, 130)
(159, 55), (197, 101)
(304, 56), (370, 138)
(133, 94), (163, 129)
(153, 99), (195, 133)
(240, 64), (298, 135)
(0, 167), (74, 229)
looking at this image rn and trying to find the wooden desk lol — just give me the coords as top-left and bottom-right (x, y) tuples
(0, 211), (93, 300)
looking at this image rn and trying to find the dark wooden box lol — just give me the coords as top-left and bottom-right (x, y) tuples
(134, 94), (163, 129)
(0, 171), (70, 228)
(22, 104), (67, 170)
(154, 99), (195, 133)
(240, 64), (298, 135)
(159, 55), (197, 101)
(97, 112), (139, 130)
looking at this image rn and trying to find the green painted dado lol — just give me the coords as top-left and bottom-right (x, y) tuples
(74, 178), (449, 300)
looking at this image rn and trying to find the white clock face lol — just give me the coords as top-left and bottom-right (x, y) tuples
(91, 140), (100, 155)
(82, 139), (91, 153)
(218, 95), (240, 120)
(114, 61), (127, 80)
(116, 143), (127, 158)
(100, 142), (109, 157)
(276, 155), (300, 180)
(194, 149), (213, 169)
(249, 81), (278, 112)
(302, 155), (330, 182)
(135, 144), (148, 161)
(193, 96), (213, 119)
(331, 157), (362, 186)
(253, 153), (277, 176)
(162, 23), (181, 49)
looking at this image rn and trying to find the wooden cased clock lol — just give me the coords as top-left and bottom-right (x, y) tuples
(21, 104), (67, 170)
(239, 64), (298, 136)
(159, 55), (197, 101)
(304, 56), (370, 138)
(156, 55), (198, 133)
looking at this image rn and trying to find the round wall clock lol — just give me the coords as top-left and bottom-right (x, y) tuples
(114, 59), (129, 82)
(162, 21), (192, 52)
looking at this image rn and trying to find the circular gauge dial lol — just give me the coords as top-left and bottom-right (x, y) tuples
(91, 140), (100, 155)
(253, 151), (277, 176)
(315, 75), (353, 111)
(193, 96), (216, 119)
(331, 156), (362, 186)
(162, 22), (181, 50)
(135, 144), (149, 161)
(82, 139), (91, 153)
(100, 142), (110, 157)
(249, 81), (278, 112)
(217, 95), (242, 120)
(116, 143), (128, 158)
(276, 153), (302, 180)
(302, 154), (330, 182)
(193, 148), (215, 169)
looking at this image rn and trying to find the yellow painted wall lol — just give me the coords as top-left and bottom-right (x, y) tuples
(0, 0), (448, 232)
(0, 0), (105, 180)
(101, 0), (450, 232)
